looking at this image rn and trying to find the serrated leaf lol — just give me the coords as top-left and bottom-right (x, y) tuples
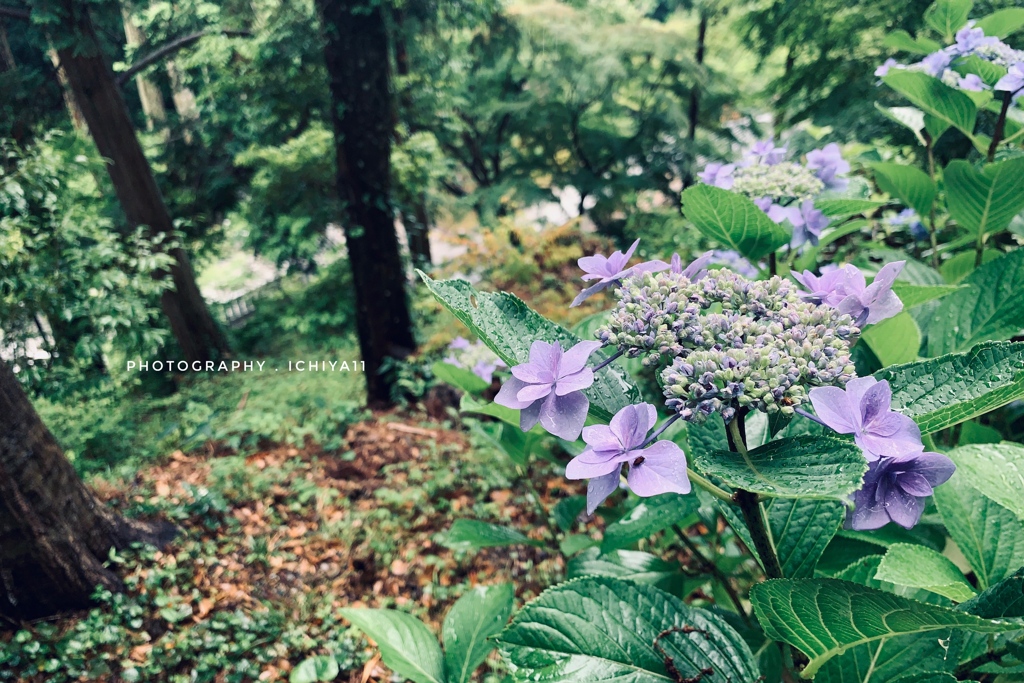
(837, 523), (948, 552)
(883, 71), (978, 140)
(875, 103), (929, 146)
(689, 436), (867, 501)
(681, 184), (790, 261)
(339, 609), (445, 683)
(944, 158), (1024, 238)
(947, 442), (1024, 519)
(442, 519), (544, 550)
(289, 656), (339, 683)
(497, 577), (760, 682)
(882, 29), (943, 54)
(836, 555), (951, 605)
(567, 548), (693, 596)
(876, 544), (976, 602)
(433, 361), (490, 394)
(975, 7), (1024, 37)
(862, 312), (921, 367)
(959, 566), (1024, 619)
(750, 578), (1022, 679)
(890, 282), (963, 309)
(953, 54), (1007, 87)
(419, 274), (641, 423)
(933, 471), (1024, 589)
(768, 499), (845, 579)
(870, 162), (937, 216)
(877, 341), (1024, 434)
(600, 493), (700, 552)
(924, 0), (974, 39)
(443, 583), (515, 683)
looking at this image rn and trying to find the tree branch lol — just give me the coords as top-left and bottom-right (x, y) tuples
(0, 6), (29, 20)
(116, 29), (250, 86)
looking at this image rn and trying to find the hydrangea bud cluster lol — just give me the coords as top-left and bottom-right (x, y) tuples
(730, 161), (824, 204)
(878, 22), (1024, 101)
(596, 267), (858, 423)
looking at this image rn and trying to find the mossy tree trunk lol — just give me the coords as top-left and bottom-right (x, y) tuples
(0, 360), (173, 621)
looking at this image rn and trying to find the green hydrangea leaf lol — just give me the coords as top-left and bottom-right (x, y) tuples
(681, 184), (790, 261)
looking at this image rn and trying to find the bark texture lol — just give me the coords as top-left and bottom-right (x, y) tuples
(55, 1), (229, 363)
(316, 0), (416, 406)
(0, 361), (173, 621)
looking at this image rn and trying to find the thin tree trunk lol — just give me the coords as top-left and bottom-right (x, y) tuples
(393, 14), (432, 269)
(121, 2), (167, 131)
(47, 47), (87, 131)
(687, 11), (708, 142)
(54, 1), (229, 363)
(316, 0), (416, 406)
(0, 360), (173, 621)
(0, 22), (15, 73)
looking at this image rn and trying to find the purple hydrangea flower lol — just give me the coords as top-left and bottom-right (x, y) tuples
(572, 239), (667, 307)
(995, 63), (1024, 99)
(794, 262), (904, 326)
(875, 58), (899, 78)
(848, 451), (956, 530)
(472, 360), (500, 383)
(746, 138), (787, 166)
(955, 22), (997, 54)
(495, 340), (602, 440)
(921, 50), (953, 77)
(767, 200), (829, 248)
(754, 197), (776, 212)
(806, 143), (850, 190)
(711, 250), (758, 278)
(958, 73), (988, 91)
(699, 162), (736, 189)
(670, 251), (714, 280)
(888, 208), (928, 241)
(566, 403), (690, 514)
(809, 377), (922, 460)
(450, 336), (471, 351)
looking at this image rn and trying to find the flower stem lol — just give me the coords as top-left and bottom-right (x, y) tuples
(987, 90), (1014, 163)
(726, 415), (785, 581)
(592, 349), (623, 372)
(672, 524), (750, 625)
(641, 412), (681, 448)
(794, 406), (826, 426)
(687, 468), (733, 502)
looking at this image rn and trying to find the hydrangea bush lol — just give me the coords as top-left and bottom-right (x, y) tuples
(346, 2), (1024, 681)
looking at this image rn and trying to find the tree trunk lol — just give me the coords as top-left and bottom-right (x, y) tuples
(121, 2), (167, 131)
(316, 0), (416, 406)
(0, 360), (174, 621)
(687, 11), (708, 142)
(0, 22), (15, 73)
(48, 47), (87, 131)
(403, 199), (433, 268)
(53, 1), (229, 363)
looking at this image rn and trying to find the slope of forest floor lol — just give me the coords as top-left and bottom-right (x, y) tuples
(2, 408), (587, 682)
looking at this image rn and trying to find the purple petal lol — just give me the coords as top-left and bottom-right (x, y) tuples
(571, 281), (611, 307)
(849, 485), (891, 531)
(555, 369), (594, 396)
(906, 451), (957, 487)
(511, 364), (555, 384)
(885, 486), (926, 529)
(844, 377), (879, 409)
(629, 260), (671, 276)
(856, 414), (923, 458)
(895, 471), (933, 497)
(581, 424), (621, 452)
(681, 251), (714, 280)
(578, 253), (612, 277)
(859, 380), (893, 426)
(495, 377), (533, 410)
(520, 399), (542, 432)
(528, 340), (561, 371)
(865, 290), (904, 325)
(626, 441), (691, 497)
(808, 386), (858, 434)
(559, 340), (603, 376)
(539, 391), (590, 441)
(621, 238), (640, 263)
(586, 470), (622, 515)
(566, 451), (622, 480)
(609, 404), (653, 450)
(517, 383), (553, 403)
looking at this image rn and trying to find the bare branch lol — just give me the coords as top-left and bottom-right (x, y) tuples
(0, 6), (30, 20)
(116, 29), (250, 86)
